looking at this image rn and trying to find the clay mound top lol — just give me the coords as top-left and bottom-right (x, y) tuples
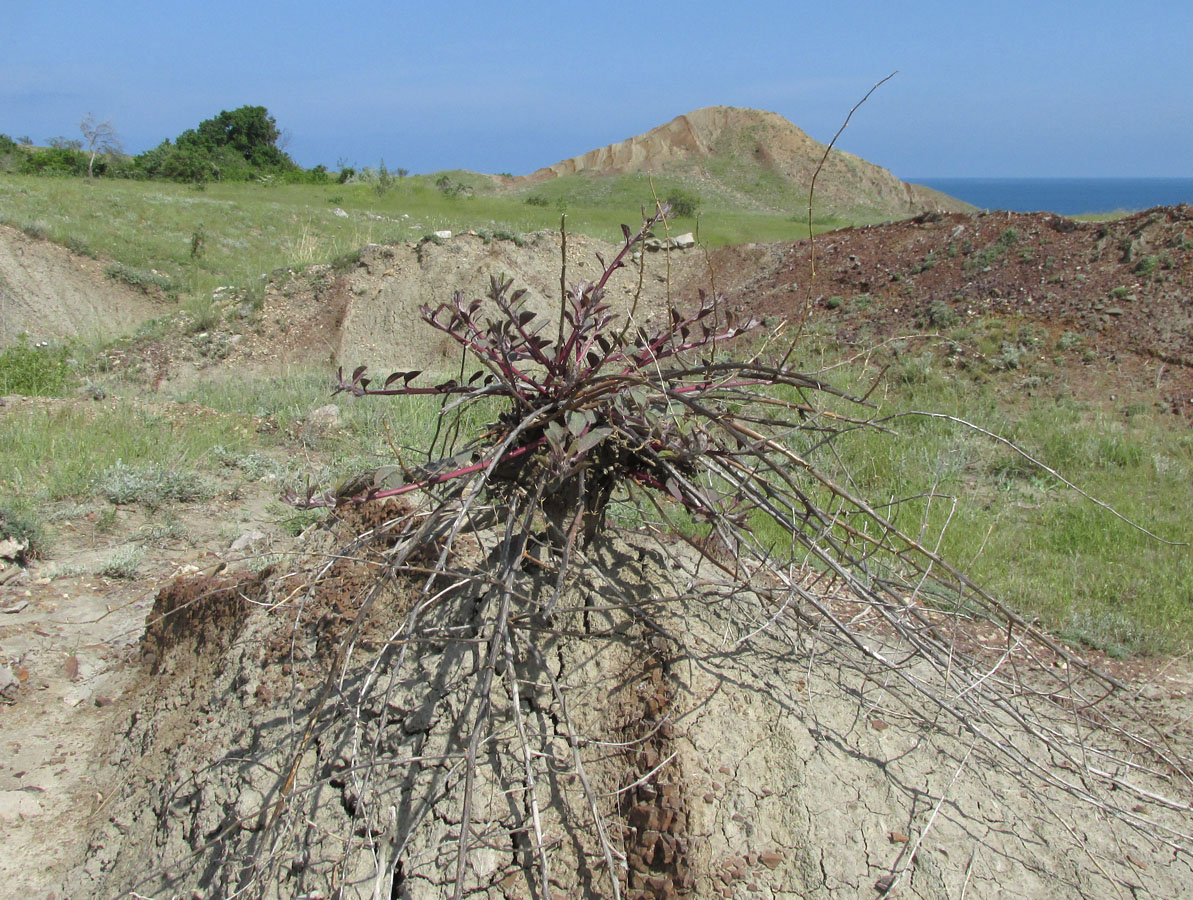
(519, 107), (811, 180)
(513, 106), (971, 219)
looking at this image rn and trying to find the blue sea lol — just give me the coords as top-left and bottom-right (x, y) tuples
(911, 178), (1193, 216)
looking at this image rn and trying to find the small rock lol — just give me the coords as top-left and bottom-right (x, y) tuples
(433, 230), (452, 240)
(332, 207), (349, 218)
(889, 830), (910, 843)
(0, 537), (28, 561)
(303, 403), (341, 436)
(759, 850), (783, 869)
(875, 874), (895, 893)
(94, 695), (113, 707)
(230, 531), (267, 553)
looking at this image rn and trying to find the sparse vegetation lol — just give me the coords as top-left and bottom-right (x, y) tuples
(105, 262), (175, 296)
(97, 460), (210, 506)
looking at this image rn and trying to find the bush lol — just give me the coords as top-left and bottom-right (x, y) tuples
(1134, 255), (1161, 277)
(268, 206), (1182, 896)
(0, 506), (43, 560)
(664, 189), (700, 218)
(1056, 330), (1084, 351)
(130, 106), (299, 182)
(19, 147), (89, 177)
(0, 336), (74, 396)
(927, 300), (959, 328)
(97, 460), (210, 506)
(105, 262), (176, 296)
(98, 544), (144, 579)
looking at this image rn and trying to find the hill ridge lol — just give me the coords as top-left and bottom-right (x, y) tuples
(515, 105), (970, 220)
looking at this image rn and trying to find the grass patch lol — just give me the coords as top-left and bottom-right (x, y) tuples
(0, 173), (851, 315)
(798, 370), (1193, 654)
(0, 400), (255, 512)
(0, 336), (75, 396)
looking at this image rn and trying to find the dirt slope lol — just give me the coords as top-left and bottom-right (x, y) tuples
(0, 225), (162, 347)
(514, 107), (971, 219)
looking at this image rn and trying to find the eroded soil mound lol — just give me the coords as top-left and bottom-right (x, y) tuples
(61, 527), (1193, 900)
(0, 225), (162, 347)
(219, 231), (707, 375)
(691, 205), (1193, 399)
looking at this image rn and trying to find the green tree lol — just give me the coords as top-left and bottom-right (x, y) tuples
(175, 105), (295, 173)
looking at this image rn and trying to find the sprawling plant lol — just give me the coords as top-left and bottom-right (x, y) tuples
(259, 207), (1192, 900)
(299, 209), (829, 550)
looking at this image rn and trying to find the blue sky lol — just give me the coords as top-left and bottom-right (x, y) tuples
(4, 1), (1190, 178)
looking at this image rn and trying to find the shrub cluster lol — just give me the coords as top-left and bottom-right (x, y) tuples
(2, 107), (336, 184)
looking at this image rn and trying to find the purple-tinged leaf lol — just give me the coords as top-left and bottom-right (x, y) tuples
(405, 370), (421, 385)
(621, 223), (633, 243)
(665, 477), (683, 501)
(574, 426), (613, 456)
(352, 365), (367, 382)
(544, 420), (567, 450)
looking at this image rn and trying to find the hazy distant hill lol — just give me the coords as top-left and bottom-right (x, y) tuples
(512, 106), (970, 221)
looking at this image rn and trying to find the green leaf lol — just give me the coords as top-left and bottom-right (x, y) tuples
(574, 427), (613, 456)
(566, 410), (587, 437)
(373, 466), (406, 490)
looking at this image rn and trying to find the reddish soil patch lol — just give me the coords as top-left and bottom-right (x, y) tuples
(696, 205), (1193, 403)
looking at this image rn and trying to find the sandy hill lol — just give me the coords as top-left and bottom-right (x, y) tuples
(514, 106), (971, 220)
